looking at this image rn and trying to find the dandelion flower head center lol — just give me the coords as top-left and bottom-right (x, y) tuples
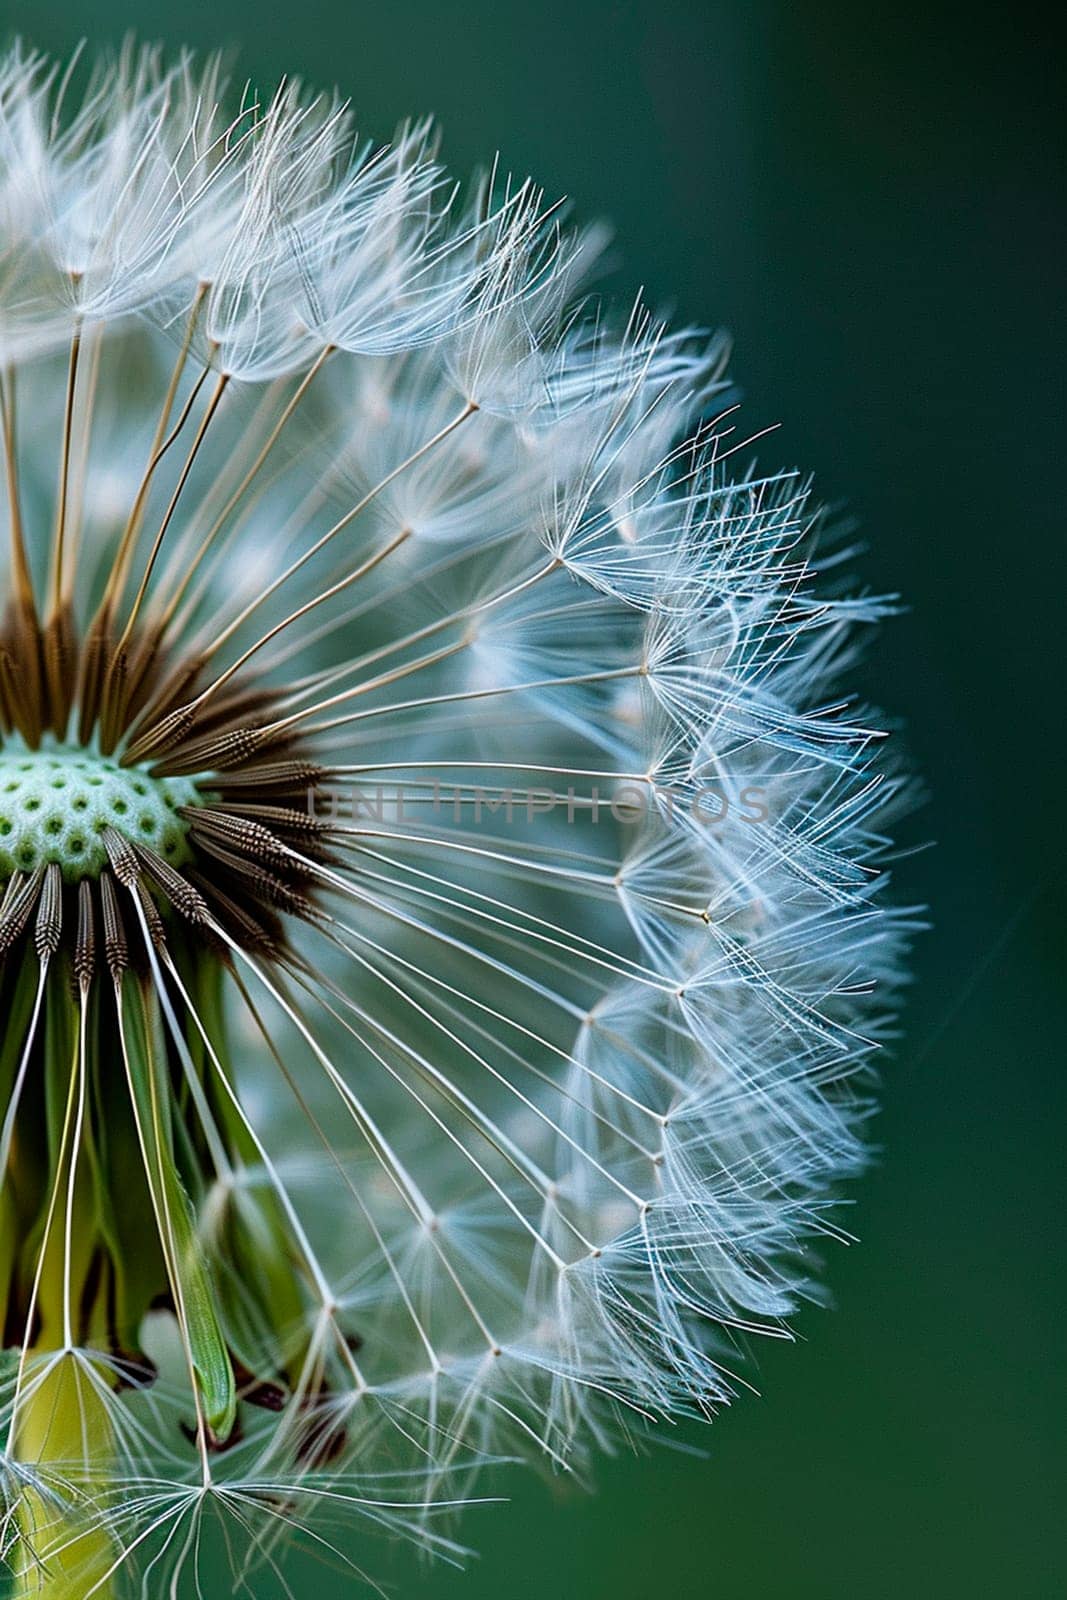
(0, 738), (199, 881)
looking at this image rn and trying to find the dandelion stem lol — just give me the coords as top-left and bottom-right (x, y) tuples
(10, 1360), (116, 1600)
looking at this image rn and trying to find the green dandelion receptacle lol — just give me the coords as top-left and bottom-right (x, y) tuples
(0, 37), (911, 1598)
(0, 741), (198, 880)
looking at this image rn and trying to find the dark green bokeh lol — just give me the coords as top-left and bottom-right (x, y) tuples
(7, 2), (1063, 1594)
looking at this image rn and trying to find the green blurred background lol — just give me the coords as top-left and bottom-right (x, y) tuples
(8, 2), (1063, 1594)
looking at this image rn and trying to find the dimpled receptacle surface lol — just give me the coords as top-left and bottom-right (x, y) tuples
(0, 738), (201, 882)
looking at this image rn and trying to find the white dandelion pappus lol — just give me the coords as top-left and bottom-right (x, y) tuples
(0, 40), (911, 1598)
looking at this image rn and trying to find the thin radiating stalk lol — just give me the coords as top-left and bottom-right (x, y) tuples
(47, 311), (84, 619)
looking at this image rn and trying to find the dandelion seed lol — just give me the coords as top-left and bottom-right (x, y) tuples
(0, 40), (912, 1596)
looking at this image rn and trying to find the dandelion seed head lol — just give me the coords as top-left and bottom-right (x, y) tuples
(0, 37), (913, 1595)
